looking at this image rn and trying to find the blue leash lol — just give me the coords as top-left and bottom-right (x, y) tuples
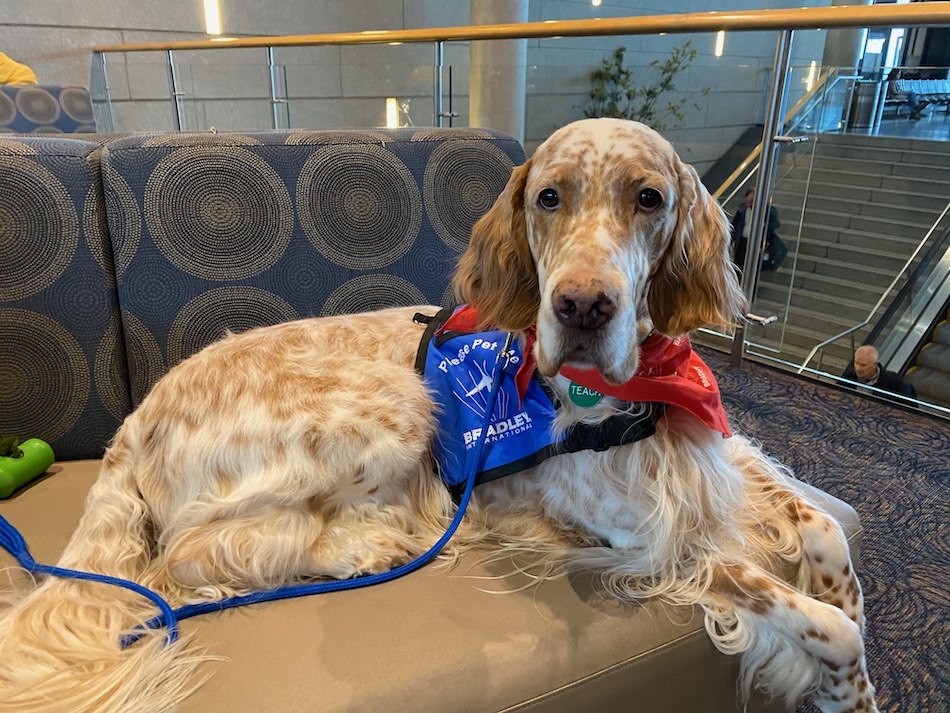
(0, 522), (181, 645)
(0, 333), (514, 649)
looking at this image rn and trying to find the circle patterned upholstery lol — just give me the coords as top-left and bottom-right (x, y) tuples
(2, 129), (526, 459)
(119, 311), (166, 406)
(145, 147), (294, 281)
(424, 141), (515, 252)
(285, 130), (391, 146)
(14, 87), (60, 125)
(0, 92), (15, 126)
(100, 164), (141, 278)
(94, 312), (134, 421)
(142, 133), (262, 148)
(0, 308), (89, 442)
(320, 275), (427, 316)
(0, 156), (78, 301)
(298, 144), (421, 270)
(0, 138), (35, 155)
(0, 85), (98, 134)
(58, 87), (94, 123)
(167, 287), (299, 368)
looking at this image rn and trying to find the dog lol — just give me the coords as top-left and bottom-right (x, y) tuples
(0, 118), (877, 713)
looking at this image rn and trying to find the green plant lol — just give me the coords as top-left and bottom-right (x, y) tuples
(583, 41), (710, 131)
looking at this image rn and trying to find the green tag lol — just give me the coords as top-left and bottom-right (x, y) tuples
(568, 382), (603, 408)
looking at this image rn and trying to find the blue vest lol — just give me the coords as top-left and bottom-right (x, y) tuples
(414, 309), (664, 497)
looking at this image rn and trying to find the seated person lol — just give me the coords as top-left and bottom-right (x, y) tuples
(841, 344), (913, 397)
(886, 68), (929, 120)
(0, 52), (37, 84)
(730, 188), (781, 271)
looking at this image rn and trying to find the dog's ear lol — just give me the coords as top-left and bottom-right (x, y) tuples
(648, 159), (746, 336)
(453, 158), (539, 331)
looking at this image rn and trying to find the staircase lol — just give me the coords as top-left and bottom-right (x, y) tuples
(740, 131), (950, 383)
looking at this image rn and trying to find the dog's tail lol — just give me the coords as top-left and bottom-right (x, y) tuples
(0, 443), (214, 713)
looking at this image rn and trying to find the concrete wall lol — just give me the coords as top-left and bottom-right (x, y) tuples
(2, 0), (833, 174)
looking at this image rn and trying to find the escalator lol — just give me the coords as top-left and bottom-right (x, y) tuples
(872, 222), (950, 409)
(904, 306), (950, 407)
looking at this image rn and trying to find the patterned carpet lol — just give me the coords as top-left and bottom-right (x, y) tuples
(698, 348), (949, 713)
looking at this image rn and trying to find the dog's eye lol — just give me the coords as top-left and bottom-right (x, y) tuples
(637, 188), (662, 212)
(538, 188), (559, 210)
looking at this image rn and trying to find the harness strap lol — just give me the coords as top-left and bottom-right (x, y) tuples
(538, 382), (666, 454)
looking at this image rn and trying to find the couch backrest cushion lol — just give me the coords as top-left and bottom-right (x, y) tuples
(100, 128), (525, 404)
(0, 137), (130, 460)
(0, 86), (97, 134)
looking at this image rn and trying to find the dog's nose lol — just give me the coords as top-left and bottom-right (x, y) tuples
(553, 279), (617, 330)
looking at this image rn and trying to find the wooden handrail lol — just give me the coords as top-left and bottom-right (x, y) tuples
(93, 3), (950, 53)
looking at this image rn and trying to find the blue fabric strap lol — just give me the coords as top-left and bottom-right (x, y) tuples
(0, 513), (180, 644)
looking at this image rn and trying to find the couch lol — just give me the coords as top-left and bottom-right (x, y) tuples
(0, 128), (861, 713)
(0, 84), (97, 134)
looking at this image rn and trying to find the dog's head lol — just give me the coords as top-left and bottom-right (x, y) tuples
(454, 118), (745, 384)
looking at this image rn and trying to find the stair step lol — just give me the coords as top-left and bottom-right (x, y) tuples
(905, 365), (950, 407)
(795, 239), (915, 273)
(794, 151), (950, 182)
(892, 161), (950, 183)
(811, 141), (950, 168)
(776, 178), (949, 211)
(933, 319), (950, 346)
(787, 271), (890, 304)
(814, 133), (950, 156)
(784, 165), (950, 197)
(828, 227), (921, 254)
(917, 342), (950, 372)
(754, 284), (872, 324)
(745, 311), (868, 354)
(792, 253), (908, 287)
(800, 216), (930, 245)
(752, 296), (880, 345)
(769, 188), (939, 237)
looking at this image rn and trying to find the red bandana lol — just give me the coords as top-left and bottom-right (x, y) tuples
(440, 305), (731, 437)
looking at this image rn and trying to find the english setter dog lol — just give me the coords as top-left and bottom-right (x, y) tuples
(0, 118), (877, 713)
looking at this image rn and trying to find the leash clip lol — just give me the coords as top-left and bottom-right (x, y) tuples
(497, 332), (516, 370)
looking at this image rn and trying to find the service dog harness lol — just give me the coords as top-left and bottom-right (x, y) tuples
(415, 305), (731, 499)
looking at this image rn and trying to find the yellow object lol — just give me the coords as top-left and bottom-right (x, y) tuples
(0, 52), (37, 85)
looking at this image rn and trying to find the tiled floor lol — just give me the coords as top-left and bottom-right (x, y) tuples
(849, 107), (950, 141)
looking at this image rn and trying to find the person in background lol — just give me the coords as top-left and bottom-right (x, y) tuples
(0, 52), (37, 85)
(842, 344), (913, 397)
(886, 68), (929, 121)
(730, 188), (781, 272)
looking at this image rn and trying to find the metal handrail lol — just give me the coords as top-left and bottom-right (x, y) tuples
(867, 222), (950, 349)
(796, 200), (950, 373)
(712, 70), (831, 203)
(714, 68), (862, 204)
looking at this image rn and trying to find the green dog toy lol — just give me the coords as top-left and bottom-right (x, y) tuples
(0, 436), (55, 499)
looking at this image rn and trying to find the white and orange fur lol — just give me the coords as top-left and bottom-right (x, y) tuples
(0, 119), (877, 713)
